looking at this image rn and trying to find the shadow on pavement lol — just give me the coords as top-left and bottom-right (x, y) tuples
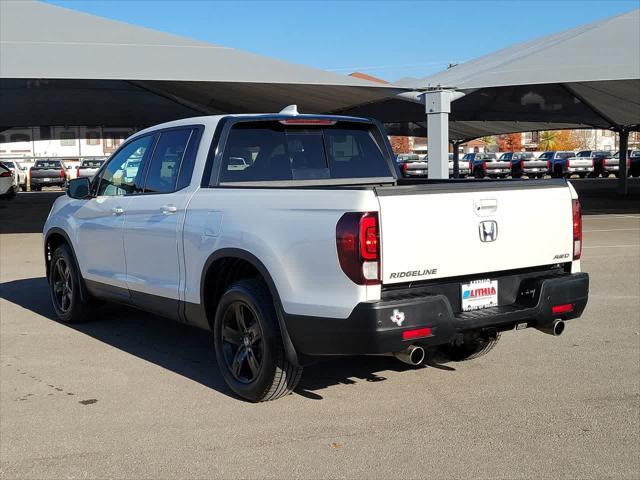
(570, 178), (640, 215)
(0, 191), (64, 234)
(0, 277), (453, 401)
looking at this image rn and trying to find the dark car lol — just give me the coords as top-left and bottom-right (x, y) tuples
(465, 152), (499, 178)
(29, 159), (66, 190)
(603, 149), (640, 177)
(498, 152), (536, 178)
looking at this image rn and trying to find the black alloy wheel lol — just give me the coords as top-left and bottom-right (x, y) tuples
(221, 300), (264, 384)
(48, 244), (93, 323)
(51, 257), (73, 313)
(213, 279), (302, 402)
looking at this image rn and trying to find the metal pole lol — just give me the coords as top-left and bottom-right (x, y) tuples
(618, 128), (629, 195)
(452, 140), (462, 178)
(425, 89), (465, 179)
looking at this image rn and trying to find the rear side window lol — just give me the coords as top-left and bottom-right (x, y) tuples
(219, 121), (391, 183)
(35, 160), (61, 168)
(143, 128), (193, 194)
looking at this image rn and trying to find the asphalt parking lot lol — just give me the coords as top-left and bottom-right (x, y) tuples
(1, 185), (639, 479)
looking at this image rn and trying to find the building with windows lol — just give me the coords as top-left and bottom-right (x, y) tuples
(0, 126), (137, 163)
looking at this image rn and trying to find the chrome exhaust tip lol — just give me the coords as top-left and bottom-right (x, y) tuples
(535, 319), (565, 336)
(394, 345), (426, 366)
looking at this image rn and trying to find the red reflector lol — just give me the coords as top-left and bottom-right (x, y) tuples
(552, 303), (573, 314)
(279, 119), (336, 125)
(402, 328), (432, 340)
(0, 171), (11, 177)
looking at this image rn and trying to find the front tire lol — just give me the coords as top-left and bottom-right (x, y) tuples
(213, 279), (302, 402)
(48, 244), (93, 323)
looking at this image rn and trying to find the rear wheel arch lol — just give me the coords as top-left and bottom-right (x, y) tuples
(200, 249), (300, 366)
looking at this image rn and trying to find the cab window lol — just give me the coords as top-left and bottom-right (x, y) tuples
(95, 135), (154, 196)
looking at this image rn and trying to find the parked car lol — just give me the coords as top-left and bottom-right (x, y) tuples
(573, 150), (611, 177)
(0, 163), (18, 199)
(498, 152), (535, 178)
(541, 151), (592, 178)
(29, 159), (66, 190)
(397, 154), (428, 177)
(400, 154), (470, 178)
(465, 152), (499, 178)
(45, 110), (589, 402)
(76, 158), (106, 179)
(602, 149), (640, 177)
(0, 160), (28, 190)
(62, 160), (81, 181)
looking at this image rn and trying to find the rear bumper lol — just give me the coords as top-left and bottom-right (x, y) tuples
(30, 178), (65, 186)
(285, 272), (589, 356)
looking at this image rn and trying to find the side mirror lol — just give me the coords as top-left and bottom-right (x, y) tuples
(67, 177), (91, 199)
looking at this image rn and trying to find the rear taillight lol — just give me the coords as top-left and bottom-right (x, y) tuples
(76, 167), (81, 177)
(572, 199), (582, 260)
(547, 160), (551, 171)
(401, 163), (408, 176)
(60, 169), (65, 178)
(336, 212), (380, 285)
(566, 158), (570, 169)
(0, 171), (11, 178)
(481, 161), (487, 171)
(520, 160), (525, 171)
(591, 159), (595, 168)
(468, 161), (472, 170)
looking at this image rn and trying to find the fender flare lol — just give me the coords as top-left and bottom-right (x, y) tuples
(200, 248), (300, 366)
(43, 227), (89, 302)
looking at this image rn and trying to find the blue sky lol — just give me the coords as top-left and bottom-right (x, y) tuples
(46, 0), (638, 81)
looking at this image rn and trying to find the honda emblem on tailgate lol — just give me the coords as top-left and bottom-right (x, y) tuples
(479, 220), (498, 242)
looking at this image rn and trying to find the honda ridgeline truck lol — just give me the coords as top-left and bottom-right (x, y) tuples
(43, 109), (589, 402)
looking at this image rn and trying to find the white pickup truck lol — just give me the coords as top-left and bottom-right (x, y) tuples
(43, 110), (589, 402)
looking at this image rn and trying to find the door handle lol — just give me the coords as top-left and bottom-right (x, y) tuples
(161, 205), (177, 215)
(111, 206), (124, 216)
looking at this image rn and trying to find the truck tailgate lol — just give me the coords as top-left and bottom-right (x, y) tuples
(375, 181), (573, 284)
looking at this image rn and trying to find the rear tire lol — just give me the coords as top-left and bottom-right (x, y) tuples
(213, 279), (302, 402)
(48, 244), (94, 323)
(439, 331), (501, 361)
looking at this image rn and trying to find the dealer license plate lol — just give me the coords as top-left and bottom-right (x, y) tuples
(461, 279), (498, 312)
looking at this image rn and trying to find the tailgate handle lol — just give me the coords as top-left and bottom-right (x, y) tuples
(474, 198), (497, 215)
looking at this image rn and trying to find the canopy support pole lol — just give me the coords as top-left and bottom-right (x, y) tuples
(618, 128), (629, 195)
(425, 89), (465, 179)
(451, 140), (463, 178)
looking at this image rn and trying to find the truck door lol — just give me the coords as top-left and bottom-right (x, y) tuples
(74, 134), (156, 301)
(122, 127), (201, 319)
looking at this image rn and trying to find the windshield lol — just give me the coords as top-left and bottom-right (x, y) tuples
(538, 152), (553, 159)
(81, 160), (105, 168)
(35, 160), (61, 168)
(2, 162), (15, 168)
(555, 152), (574, 159)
